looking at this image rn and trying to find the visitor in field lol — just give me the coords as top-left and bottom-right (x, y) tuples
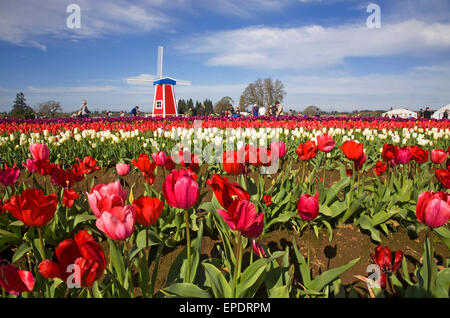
(130, 106), (139, 116)
(197, 103), (206, 116)
(275, 101), (283, 116)
(252, 104), (259, 116)
(79, 100), (91, 118)
(259, 105), (266, 116)
(443, 109), (449, 119)
(423, 107), (432, 119)
(418, 108), (423, 118)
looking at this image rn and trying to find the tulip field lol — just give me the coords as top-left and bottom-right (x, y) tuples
(0, 115), (449, 299)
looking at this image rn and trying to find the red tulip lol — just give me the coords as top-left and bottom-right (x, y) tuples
(340, 140), (364, 161)
(132, 153), (156, 184)
(133, 196), (164, 227)
(164, 156), (176, 171)
(163, 169), (199, 209)
(382, 144), (397, 162)
(222, 150), (244, 175)
(218, 199), (264, 238)
(30, 143), (49, 161)
(51, 164), (76, 188)
(297, 192), (319, 221)
(370, 246), (403, 289)
(430, 149), (448, 164)
(0, 260), (35, 295)
(435, 168), (450, 188)
(264, 195), (272, 206)
(34, 159), (54, 176)
(317, 134), (336, 152)
(409, 146), (429, 164)
(416, 191), (450, 228)
(76, 156), (100, 174)
(3, 189), (58, 227)
(0, 163), (20, 187)
(373, 161), (387, 176)
(207, 174), (249, 210)
(296, 140), (319, 161)
(39, 230), (106, 288)
(115, 163), (130, 176)
(179, 150), (200, 172)
(237, 144), (259, 165)
(353, 153), (366, 171)
(63, 188), (78, 208)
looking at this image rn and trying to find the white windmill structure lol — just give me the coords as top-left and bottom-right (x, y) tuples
(127, 46), (191, 117)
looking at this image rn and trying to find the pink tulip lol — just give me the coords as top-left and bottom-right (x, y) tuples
(162, 169), (199, 209)
(87, 181), (128, 218)
(29, 143), (49, 161)
(317, 134), (336, 152)
(0, 164), (20, 187)
(430, 149), (448, 164)
(270, 141), (287, 159)
(115, 163), (130, 176)
(252, 240), (267, 258)
(416, 191), (450, 228)
(297, 192), (319, 221)
(395, 147), (412, 165)
(218, 199), (264, 238)
(96, 205), (136, 240)
(22, 159), (36, 173)
(152, 151), (167, 167)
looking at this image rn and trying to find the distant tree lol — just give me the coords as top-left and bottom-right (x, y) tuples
(11, 92), (35, 119)
(178, 99), (187, 114)
(303, 105), (321, 117)
(203, 99), (214, 114)
(239, 78), (286, 110)
(35, 100), (62, 118)
(214, 96), (234, 114)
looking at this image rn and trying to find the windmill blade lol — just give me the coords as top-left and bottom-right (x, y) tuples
(127, 74), (158, 85)
(174, 79), (191, 86)
(157, 46), (163, 79)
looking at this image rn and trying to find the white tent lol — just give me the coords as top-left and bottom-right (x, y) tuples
(381, 109), (418, 119)
(432, 105), (450, 119)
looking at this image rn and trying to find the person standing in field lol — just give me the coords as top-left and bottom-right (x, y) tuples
(423, 107), (432, 119)
(275, 101), (283, 117)
(79, 100), (90, 118)
(259, 105), (267, 116)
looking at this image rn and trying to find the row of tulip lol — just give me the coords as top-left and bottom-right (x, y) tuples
(0, 118), (449, 298)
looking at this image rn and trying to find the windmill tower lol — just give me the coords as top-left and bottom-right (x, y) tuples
(127, 46), (191, 117)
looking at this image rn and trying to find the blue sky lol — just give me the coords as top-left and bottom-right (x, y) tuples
(1, 0), (450, 113)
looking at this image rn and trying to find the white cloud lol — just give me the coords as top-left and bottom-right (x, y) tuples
(0, 0), (170, 48)
(180, 20), (450, 70)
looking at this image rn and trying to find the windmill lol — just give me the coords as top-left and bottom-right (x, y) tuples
(127, 46), (191, 117)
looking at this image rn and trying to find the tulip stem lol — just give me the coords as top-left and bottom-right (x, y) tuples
(301, 161), (306, 184)
(37, 227), (45, 259)
(232, 231), (242, 298)
(184, 209), (191, 282)
(427, 228), (434, 297)
(322, 155), (326, 186)
(307, 222), (311, 269)
(87, 287), (94, 298)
